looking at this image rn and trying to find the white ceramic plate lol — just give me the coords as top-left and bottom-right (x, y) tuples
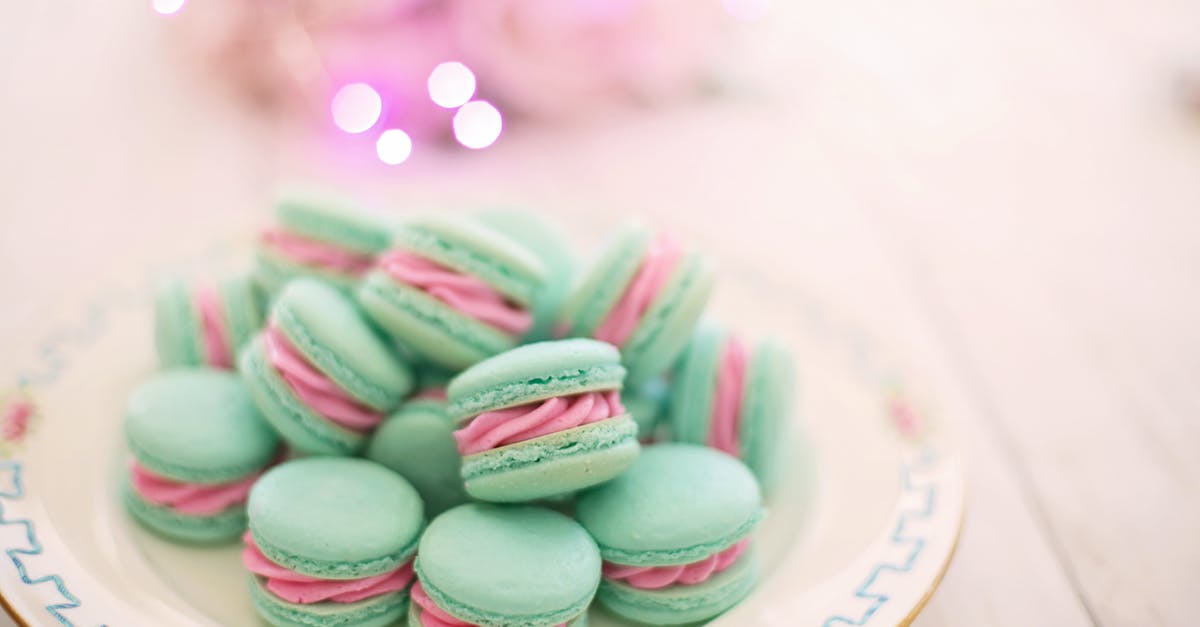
(0, 231), (962, 627)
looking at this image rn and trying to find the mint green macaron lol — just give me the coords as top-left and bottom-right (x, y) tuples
(411, 504), (599, 627)
(240, 279), (414, 456)
(575, 444), (763, 625)
(155, 275), (264, 370)
(475, 208), (576, 342)
(670, 323), (796, 494)
(365, 396), (470, 516)
(446, 339), (640, 502)
(557, 223), (714, 386)
(123, 369), (279, 543)
(256, 190), (393, 296)
(357, 214), (548, 370)
(246, 457), (424, 627)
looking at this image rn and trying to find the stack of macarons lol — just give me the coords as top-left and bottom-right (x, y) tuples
(124, 190), (797, 626)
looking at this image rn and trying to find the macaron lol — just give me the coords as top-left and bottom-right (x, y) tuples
(256, 190), (393, 296)
(670, 324), (795, 493)
(557, 223), (714, 386)
(447, 339), (640, 502)
(623, 377), (671, 442)
(365, 395), (470, 517)
(357, 215), (548, 370)
(123, 369), (280, 543)
(243, 458), (424, 627)
(154, 275), (264, 369)
(240, 279), (414, 455)
(474, 208), (576, 342)
(575, 444), (763, 625)
(410, 504), (598, 627)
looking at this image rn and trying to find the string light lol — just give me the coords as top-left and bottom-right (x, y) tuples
(331, 83), (382, 134)
(428, 62), (477, 109)
(376, 129), (413, 165)
(453, 101), (503, 149)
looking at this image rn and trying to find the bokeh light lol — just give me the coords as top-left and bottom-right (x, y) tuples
(152, 0), (186, 15)
(721, 0), (771, 21)
(376, 129), (413, 165)
(427, 62), (477, 109)
(331, 83), (382, 134)
(452, 101), (503, 149)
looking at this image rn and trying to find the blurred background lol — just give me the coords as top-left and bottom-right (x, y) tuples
(2, 1), (1199, 626)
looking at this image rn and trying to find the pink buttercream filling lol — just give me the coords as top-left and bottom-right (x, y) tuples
(592, 234), (683, 347)
(379, 250), (533, 336)
(128, 460), (262, 516)
(196, 286), (233, 369)
(242, 533), (414, 604)
(261, 228), (376, 276)
(410, 582), (565, 627)
(602, 540), (749, 590)
(264, 323), (384, 432)
(708, 337), (748, 457)
(453, 390), (624, 456)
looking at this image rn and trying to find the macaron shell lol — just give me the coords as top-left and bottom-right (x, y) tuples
(558, 223), (652, 337)
(460, 416), (640, 502)
(739, 338), (795, 494)
(273, 279), (414, 411)
(123, 483), (247, 544)
(248, 575), (408, 627)
(446, 339), (625, 420)
(239, 337), (366, 455)
(393, 214), (548, 305)
(474, 208), (577, 342)
(408, 602), (589, 627)
(357, 271), (515, 370)
(154, 279), (203, 367)
(365, 400), (470, 516)
(275, 190), (394, 254)
(248, 458), (424, 579)
(596, 550), (758, 626)
(415, 504), (600, 625)
(574, 443), (762, 566)
(219, 275), (265, 354)
(125, 370), (279, 483)
(668, 324), (728, 445)
(621, 252), (715, 386)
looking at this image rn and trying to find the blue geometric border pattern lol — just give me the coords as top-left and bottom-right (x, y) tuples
(0, 247), (238, 626)
(820, 452), (938, 626)
(1, 286), (142, 627)
(0, 461), (84, 626)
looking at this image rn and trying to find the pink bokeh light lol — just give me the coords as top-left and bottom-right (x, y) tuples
(331, 83), (382, 134)
(452, 101), (503, 149)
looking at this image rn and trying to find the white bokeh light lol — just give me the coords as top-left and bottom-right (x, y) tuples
(427, 62), (477, 109)
(376, 129), (413, 165)
(153, 0), (186, 15)
(452, 101), (503, 150)
(331, 83), (383, 134)
(721, 0), (771, 21)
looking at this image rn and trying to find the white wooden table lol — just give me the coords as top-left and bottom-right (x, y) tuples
(2, 1), (1198, 625)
